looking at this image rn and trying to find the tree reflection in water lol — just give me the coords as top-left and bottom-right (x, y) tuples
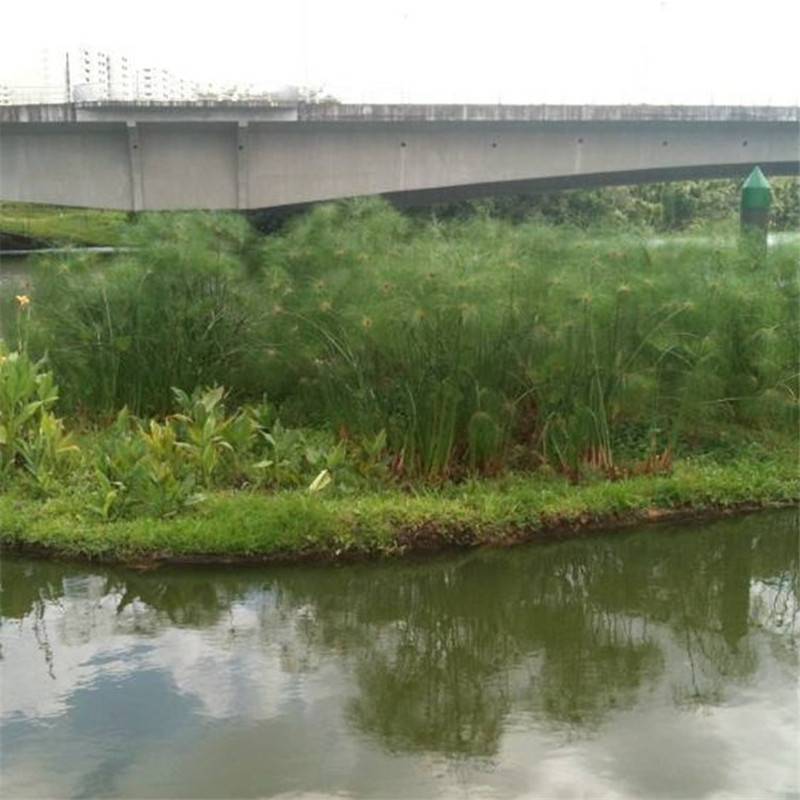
(1, 511), (797, 759)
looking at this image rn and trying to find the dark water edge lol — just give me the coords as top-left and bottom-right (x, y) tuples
(1, 510), (797, 798)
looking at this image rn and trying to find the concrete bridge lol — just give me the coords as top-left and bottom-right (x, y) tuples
(0, 102), (797, 211)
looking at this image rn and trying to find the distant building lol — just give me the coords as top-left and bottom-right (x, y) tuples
(0, 47), (336, 105)
(68, 46), (111, 101)
(108, 53), (137, 101)
(0, 46), (199, 104)
(137, 66), (198, 102)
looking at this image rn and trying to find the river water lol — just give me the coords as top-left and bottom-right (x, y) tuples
(1, 511), (797, 798)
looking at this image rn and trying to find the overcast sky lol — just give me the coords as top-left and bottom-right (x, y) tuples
(1, 0), (798, 104)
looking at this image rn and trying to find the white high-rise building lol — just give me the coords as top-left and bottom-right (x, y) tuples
(0, 46), (200, 104)
(137, 66), (198, 102)
(108, 53), (137, 101)
(67, 46), (111, 101)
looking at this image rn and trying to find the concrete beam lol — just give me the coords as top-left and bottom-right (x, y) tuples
(1, 103), (798, 211)
(1, 102), (798, 125)
(297, 103), (800, 123)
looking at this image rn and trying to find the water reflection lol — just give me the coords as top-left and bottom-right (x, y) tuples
(1, 511), (797, 798)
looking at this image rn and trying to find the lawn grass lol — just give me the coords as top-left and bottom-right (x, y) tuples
(0, 202), (128, 246)
(1, 451), (796, 564)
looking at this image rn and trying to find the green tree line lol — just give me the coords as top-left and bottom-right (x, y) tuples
(413, 177), (799, 231)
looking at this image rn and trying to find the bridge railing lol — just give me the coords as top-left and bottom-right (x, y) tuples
(0, 86), (70, 105)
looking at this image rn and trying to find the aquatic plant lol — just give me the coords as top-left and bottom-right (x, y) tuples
(25, 213), (261, 415)
(17, 199), (800, 480)
(255, 200), (799, 477)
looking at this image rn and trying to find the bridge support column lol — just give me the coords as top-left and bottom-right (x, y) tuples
(236, 122), (249, 210)
(126, 122), (144, 212)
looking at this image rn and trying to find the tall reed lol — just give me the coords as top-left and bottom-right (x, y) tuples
(23, 213), (261, 415)
(13, 199), (799, 478)
(255, 200), (799, 475)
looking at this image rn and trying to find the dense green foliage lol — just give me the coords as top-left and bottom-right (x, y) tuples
(255, 203), (798, 477)
(0, 348), (391, 519)
(2, 177), (797, 248)
(416, 177), (799, 232)
(1, 201), (797, 558)
(5, 200), (799, 486)
(0, 345), (76, 495)
(22, 214), (260, 412)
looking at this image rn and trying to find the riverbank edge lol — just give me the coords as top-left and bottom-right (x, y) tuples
(1, 454), (797, 566)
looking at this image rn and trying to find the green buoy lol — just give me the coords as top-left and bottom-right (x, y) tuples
(740, 166), (771, 243)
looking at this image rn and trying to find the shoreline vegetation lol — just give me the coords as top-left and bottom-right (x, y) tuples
(1, 454), (797, 564)
(1, 194), (798, 565)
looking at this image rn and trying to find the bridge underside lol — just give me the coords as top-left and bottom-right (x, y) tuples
(1, 117), (798, 211)
(383, 161), (799, 208)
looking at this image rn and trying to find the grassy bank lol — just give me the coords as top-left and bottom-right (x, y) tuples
(1, 451), (796, 563)
(1, 201), (797, 564)
(0, 202), (128, 247)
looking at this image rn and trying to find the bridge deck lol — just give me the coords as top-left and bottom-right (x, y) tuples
(1, 103), (797, 210)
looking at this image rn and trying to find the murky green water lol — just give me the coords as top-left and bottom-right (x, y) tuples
(1, 512), (797, 798)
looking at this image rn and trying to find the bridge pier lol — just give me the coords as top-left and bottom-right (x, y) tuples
(237, 122), (249, 210)
(126, 122), (144, 212)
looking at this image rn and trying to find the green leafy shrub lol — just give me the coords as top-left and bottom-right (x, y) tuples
(88, 388), (363, 518)
(172, 386), (256, 487)
(0, 346), (76, 491)
(91, 409), (201, 520)
(253, 421), (348, 489)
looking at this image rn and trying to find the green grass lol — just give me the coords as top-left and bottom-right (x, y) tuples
(0, 202), (128, 246)
(1, 450), (796, 562)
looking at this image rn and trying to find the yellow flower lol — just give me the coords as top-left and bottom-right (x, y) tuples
(319, 300), (332, 312)
(15, 294), (31, 309)
(361, 316), (373, 330)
